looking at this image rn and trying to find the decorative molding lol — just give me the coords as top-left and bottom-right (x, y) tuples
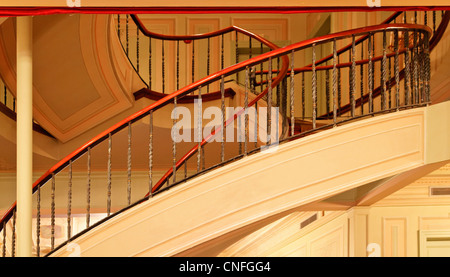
(382, 217), (407, 257)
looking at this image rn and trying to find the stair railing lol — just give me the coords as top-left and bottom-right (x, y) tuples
(115, 14), (277, 97)
(0, 22), (436, 258)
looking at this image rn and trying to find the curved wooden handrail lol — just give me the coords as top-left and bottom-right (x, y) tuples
(0, 23), (435, 241)
(150, 23), (432, 194)
(0, 19), (288, 229)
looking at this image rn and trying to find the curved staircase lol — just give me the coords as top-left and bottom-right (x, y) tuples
(1, 10), (450, 257)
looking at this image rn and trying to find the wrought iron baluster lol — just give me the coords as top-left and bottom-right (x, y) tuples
(136, 25), (139, 73)
(176, 40), (180, 90)
(394, 30), (400, 110)
(424, 11), (428, 26)
(207, 37), (211, 93)
(107, 133), (112, 216)
(11, 211), (15, 257)
(325, 69), (330, 118)
(148, 37), (152, 90)
(67, 160), (73, 240)
(267, 58), (272, 145)
(192, 40), (195, 84)
(413, 30), (419, 104)
(290, 50), (295, 136)
(244, 67), (249, 156)
(433, 11), (436, 34)
(351, 35), (356, 117)
(312, 44), (317, 129)
(381, 31), (387, 111)
(126, 14), (129, 55)
(117, 14), (120, 38)
(36, 184), (41, 257)
(197, 86), (202, 172)
(301, 71), (305, 120)
(260, 43), (264, 93)
(254, 101), (258, 149)
(368, 33), (374, 113)
(86, 147), (91, 228)
(173, 97), (177, 183)
(127, 122), (132, 205)
(360, 40), (364, 115)
(235, 31), (239, 83)
(404, 30), (411, 106)
(337, 56), (342, 116)
(388, 56), (392, 109)
(221, 34), (224, 70)
(162, 39), (165, 94)
(51, 173), (55, 251)
(332, 39), (338, 126)
(220, 75), (225, 163)
(424, 31), (431, 103)
(2, 221), (6, 257)
(149, 111), (154, 197)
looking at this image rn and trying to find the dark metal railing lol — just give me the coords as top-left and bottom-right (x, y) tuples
(115, 14), (277, 98)
(0, 10), (447, 258)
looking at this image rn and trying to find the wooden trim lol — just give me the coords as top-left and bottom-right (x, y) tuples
(0, 102), (55, 138)
(134, 87), (236, 103)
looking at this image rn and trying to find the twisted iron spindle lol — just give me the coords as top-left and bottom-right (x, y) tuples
(207, 37), (211, 93)
(290, 50), (295, 136)
(127, 122), (132, 205)
(260, 43), (264, 93)
(136, 25), (140, 73)
(126, 15), (129, 55)
(86, 147), (91, 228)
(149, 111), (154, 197)
(162, 40), (165, 93)
(117, 14), (120, 38)
(413, 31), (419, 104)
(148, 38), (152, 90)
(404, 30), (411, 106)
(220, 75), (225, 163)
(267, 58), (272, 145)
(221, 34), (224, 70)
(312, 44), (317, 129)
(176, 40), (180, 90)
(67, 160), (73, 240)
(107, 133), (112, 216)
(326, 69), (330, 118)
(192, 40), (195, 84)
(368, 33), (374, 113)
(302, 71), (305, 120)
(2, 221), (5, 257)
(244, 67), (249, 156)
(235, 31), (239, 83)
(351, 35), (356, 117)
(197, 86), (202, 172)
(332, 39), (338, 127)
(337, 56), (342, 116)
(51, 173), (55, 251)
(433, 11), (436, 34)
(36, 184), (41, 257)
(11, 211), (15, 257)
(394, 30), (400, 110)
(173, 96), (177, 183)
(388, 56), (392, 109)
(360, 40), (364, 114)
(424, 32), (431, 103)
(381, 31), (387, 111)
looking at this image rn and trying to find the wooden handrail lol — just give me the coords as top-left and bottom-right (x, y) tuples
(150, 23), (432, 194)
